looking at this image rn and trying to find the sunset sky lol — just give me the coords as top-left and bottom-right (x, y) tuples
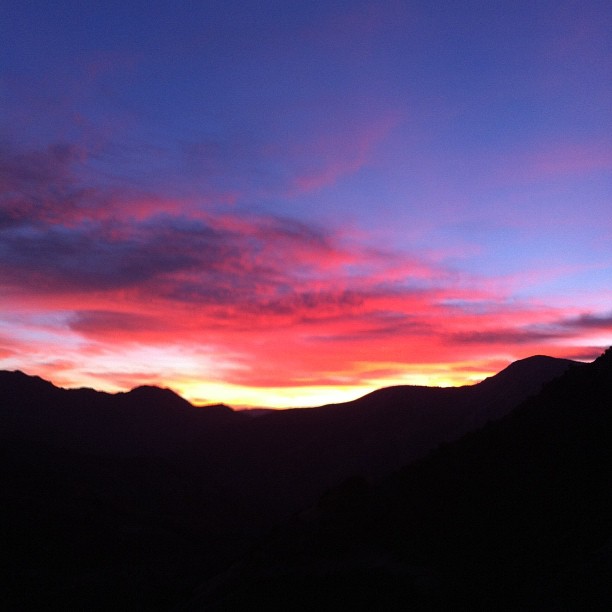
(1, 1), (611, 407)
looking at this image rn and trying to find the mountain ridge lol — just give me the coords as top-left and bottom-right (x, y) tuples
(0, 352), (581, 413)
(1, 355), (579, 511)
(1, 352), (589, 609)
(192, 348), (612, 609)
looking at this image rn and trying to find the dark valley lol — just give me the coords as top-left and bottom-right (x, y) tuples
(3, 352), (611, 609)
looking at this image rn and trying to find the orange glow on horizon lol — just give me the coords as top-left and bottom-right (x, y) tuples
(2, 343), (598, 410)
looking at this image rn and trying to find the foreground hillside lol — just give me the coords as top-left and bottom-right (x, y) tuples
(193, 349), (612, 610)
(0, 355), (579, 609)
(2, 355), (575, 524)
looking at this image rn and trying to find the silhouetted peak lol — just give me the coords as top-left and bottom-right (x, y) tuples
(197, 403), (235, 415)
(592, 346), (612, 370)
(499, 354), (574, 373)
(1, 369), (46, 383)
(508, 354), (553, 365)
(0, 369), (58, 394)
(479, 354), (577, 387)
(124, 384), (192, 407)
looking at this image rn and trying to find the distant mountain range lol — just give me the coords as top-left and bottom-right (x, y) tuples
(2, 353), (600, 609)
(2, 353), (575, 464)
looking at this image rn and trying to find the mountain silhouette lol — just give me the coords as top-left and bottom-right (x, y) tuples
(0, 355), (582, 608)
(193, 349), (612, 610)
(2, 371), (237, 457)
(191, 355), (576, 524)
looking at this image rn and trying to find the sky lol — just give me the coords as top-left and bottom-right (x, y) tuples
(1, 0), (611, 408)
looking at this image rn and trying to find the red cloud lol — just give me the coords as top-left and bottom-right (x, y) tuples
(1, 142), (608, 405)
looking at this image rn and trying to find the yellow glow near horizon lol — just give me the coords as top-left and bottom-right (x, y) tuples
(4, 337), (596, 410)
(172, 379), (374, 409)
(169, 360), (499, 409)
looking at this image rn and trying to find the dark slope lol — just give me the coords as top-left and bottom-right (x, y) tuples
(1, 370), (236, 457)
(1, 375), (246, 610)
(194, 350), (612, 610)
(2, 356), (575, 523)
(0, 355), (577, 609)
(1, 355), (573, 466)
(203, 355), (576, 523)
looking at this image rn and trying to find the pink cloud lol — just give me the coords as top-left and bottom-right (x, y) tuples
(1, 140), (609, 404)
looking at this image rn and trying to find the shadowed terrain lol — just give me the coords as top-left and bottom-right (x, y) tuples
(1, 355), (581, 608)
(191, 349), (612, 610)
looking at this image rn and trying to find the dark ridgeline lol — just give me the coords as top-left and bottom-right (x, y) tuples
(2, 352), (608, 609)
(192, 348), (612, 610)
(1, 376), (242, 610)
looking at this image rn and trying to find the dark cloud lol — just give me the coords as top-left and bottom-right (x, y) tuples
(254, 289), (363, 317)
(308, 311), (432, 343)
(0, 220), (218, 291)
(160, 284), (364, 323)
(0, 141), (436, 326)
(449, 310), (612, 348)
(0, 146), (345, 305)
(0, 143), (98, 228)
(69, 310), (165, 334)
(450, 328), (560, 345)
(562, 312), (612, 330)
